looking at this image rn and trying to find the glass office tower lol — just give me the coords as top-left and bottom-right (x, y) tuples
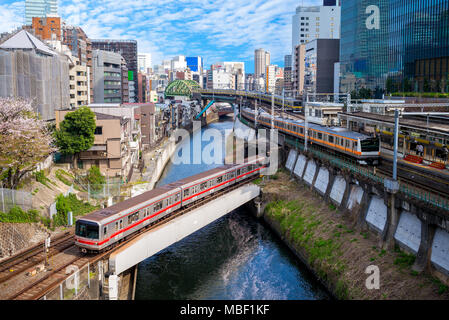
(25, 0), (58, 25)
(339, 0), (449, 95)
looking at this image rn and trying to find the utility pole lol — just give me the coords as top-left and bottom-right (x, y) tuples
(255, 99), (258, 128)
(304, 93), (309, 152)
(271, 92), (274, 130)
(393, 109), (399, 180)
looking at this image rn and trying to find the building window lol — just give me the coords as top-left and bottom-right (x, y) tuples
(94, 126), (103, 135)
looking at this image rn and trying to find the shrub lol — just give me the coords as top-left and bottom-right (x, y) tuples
(53, 193), (99, 227)
(0, 206), (39, 223)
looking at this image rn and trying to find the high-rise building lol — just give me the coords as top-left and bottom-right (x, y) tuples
(62, 25), (93, 103)
(293, 44), (306, 96)
(138, 53), (152, 74)
(92, 50), (123, 104)
(340, 0), (449, 95)
(254, 48), (270, 79)
(292, 0), (341, 75)
(284, 55), (293, 95)
(186, 56), (203, 73)
(284, 55), (292, 68)
(187, 56), (204, 87)
(266, 65), (283, 93)
(92, 39), (138, 102)
(304, 39), (340, 94)
(25, 0), (58, 25)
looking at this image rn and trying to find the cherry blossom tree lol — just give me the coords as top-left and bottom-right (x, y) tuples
(0, 97), (55, 189)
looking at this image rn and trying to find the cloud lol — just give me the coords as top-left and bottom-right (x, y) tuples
(1, 0), (322, 70)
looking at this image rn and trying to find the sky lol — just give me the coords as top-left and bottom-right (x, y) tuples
(0, 0), (320, 73)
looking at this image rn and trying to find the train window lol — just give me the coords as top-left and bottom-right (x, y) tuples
(174, 193), (180, 202)
(184, 189), (189, 197)
(217, 176), (223, 183)
(329, 136), (334, 144)
(340, 139), (344, 146)
(201, 182), (207, 190)
(154, 201), (163, 213)
(128, 212), (139, 225)
(318, 132), (322, 140)
(353, 141), (357, 150)
(120, 220), (123, 229)
(75, 221), (99, 239)
(237, 169), (241, 175)
(300, 128), (304, 134)
(115, 222), (119, 231)
(104, 226), (107, 236)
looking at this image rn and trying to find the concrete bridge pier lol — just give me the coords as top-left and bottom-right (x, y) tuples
(413, 221), (436, 274)
(382, 191), (400, 250)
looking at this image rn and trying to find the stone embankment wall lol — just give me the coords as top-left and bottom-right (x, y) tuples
(283, 148), (449, 285)
(0, 223), (48, 261)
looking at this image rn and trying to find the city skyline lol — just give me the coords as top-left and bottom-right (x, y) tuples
(0, 0), (321, 73)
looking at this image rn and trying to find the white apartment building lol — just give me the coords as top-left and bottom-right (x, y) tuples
(171, 56), (187, 72)
(138, 53), (152, 74)
(207, 62), (245, 90)
(292, 1), (340, 73)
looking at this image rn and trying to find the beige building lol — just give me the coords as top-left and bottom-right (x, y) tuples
(55, 110), (133, 181)
(68, 55), (89, 108)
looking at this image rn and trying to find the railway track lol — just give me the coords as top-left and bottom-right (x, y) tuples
(376, 163), (449, 200)
(7, 179), (260, 300)
(242, 110), (449, 200)
(0, 231), (75, 284)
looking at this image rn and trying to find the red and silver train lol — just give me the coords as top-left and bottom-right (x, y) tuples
(75, 157), (267, 253)
(241, 108), (381, 165)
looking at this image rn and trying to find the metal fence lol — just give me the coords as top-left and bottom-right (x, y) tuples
(0, 188), (33, 212)
(41, 261), (103, 300)
(73, 176), (123, 201)
(285, 137), (449, 211)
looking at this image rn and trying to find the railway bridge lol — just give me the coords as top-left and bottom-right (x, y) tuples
(0, 181), (261, 300)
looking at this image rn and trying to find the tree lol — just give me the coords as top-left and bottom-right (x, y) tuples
(0, 98), (55, 189)
(54, 106), (96, 166)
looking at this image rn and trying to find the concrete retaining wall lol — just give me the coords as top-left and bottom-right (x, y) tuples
(293, 155), (307, 179)
(431, 228), (449, 276)
(347, 185), (364, 211)
(303, 160), (317, 186)
(314, 168), (329, 196)
(284, 145), (449, 282)
(330, 176), (346, 206)
(285, 150), (298, 172)
(365, 196), (388, 233)
(394, 211), (422, 254)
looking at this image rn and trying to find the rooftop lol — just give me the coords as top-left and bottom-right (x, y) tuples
(0, 30), (56, 56)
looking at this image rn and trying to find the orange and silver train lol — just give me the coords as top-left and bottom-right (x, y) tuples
(75, 157), (267, 253)
(241, 108), (380, 165)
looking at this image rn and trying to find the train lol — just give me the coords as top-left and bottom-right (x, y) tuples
(241, 108), (381, 165)
(75, 156), (267, 253)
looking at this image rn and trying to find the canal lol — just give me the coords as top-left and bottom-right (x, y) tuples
(135, 119), (330, 300)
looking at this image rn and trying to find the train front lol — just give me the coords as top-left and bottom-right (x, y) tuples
(75, 218), (102, 253)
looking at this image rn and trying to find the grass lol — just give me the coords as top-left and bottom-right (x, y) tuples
(394, 251), (416, 269)
(34, 170), (53, 189)
(55, 169), (74, 186)
(265, 199), (347, 298)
